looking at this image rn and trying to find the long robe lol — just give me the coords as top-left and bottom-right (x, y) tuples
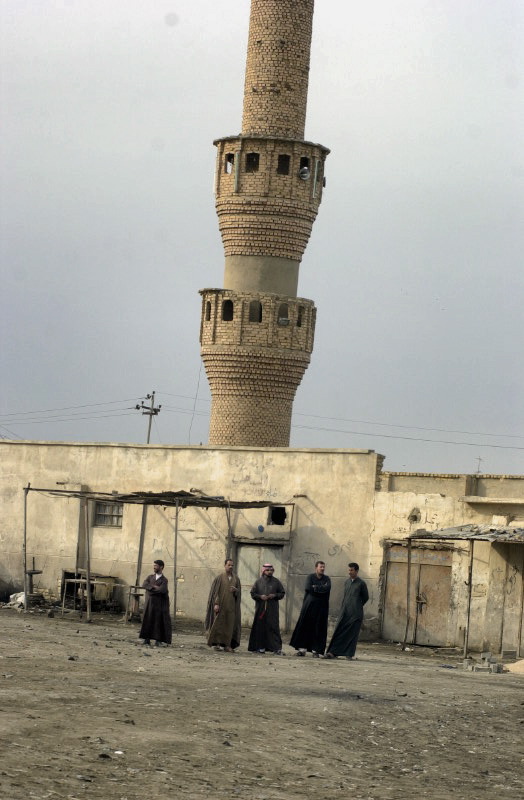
(248, 575), (285, 652)
(326, 576), (369, 658)
(139, 573), (172, 645)
(205, 571), (242, 649)
(289, 572), (331, 654)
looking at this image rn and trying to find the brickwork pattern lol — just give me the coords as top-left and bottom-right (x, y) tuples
(242, 0), (314, 139)
(199, 289), (316, 353)
(201, 349), (311, 447)
(214, 136), (328, 261)
(199, 288), (316, 446)
(198, 0), (327, 447)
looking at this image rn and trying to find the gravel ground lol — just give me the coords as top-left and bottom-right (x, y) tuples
(1, 608), (523, 800)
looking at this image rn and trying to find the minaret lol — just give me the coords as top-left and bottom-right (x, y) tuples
(199, 0), (329, 447)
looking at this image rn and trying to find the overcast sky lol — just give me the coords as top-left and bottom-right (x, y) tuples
(1, 0), (523, 475)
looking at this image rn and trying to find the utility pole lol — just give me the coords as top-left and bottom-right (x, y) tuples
(135, 392), (162, 444)
(130, 392), (162, 620)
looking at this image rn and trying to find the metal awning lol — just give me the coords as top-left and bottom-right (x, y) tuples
(26, 487), (274, 510)
(408, 523), (524, 543)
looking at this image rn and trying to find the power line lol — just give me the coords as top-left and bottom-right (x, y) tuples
(0, 398), (141, 419)
(291, 424), (524, 451)
(293, 411), (524, 441)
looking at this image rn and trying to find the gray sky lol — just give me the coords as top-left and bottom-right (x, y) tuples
(1, 0), (523, 475)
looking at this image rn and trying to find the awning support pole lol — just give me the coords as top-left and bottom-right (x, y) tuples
(401, 537), (412, 650)
(23, 483), (30, 612)
(463, 539), (475, 658)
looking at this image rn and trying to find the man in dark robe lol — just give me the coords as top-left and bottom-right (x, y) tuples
(248, 563), (285, 655)
(139, 559), (172, 646)
(290, 560), (331, 657)
(324, 562), (368, 660)
(205, 558), (242, 652)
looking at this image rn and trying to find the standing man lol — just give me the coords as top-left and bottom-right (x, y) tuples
(139, 559), (172, 647)
(324, 562), (368, 660)
(248, 563), (285, 655)
(290, 560), (331, 657)
(205, 558), (242, 652)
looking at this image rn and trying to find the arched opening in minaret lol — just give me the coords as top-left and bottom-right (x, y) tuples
(277, 154), (290, 175)
(222, 299), (234, 321)
(249, 300), (262, 323)
(277, 303), (289, 326)
(205, 301), (211, 321)
(297, 305), (305, 327)
(245, 152), (260, 173)
(224, 153), (234, 174)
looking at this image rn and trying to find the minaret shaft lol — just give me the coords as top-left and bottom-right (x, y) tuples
(199, 0), (328, 447)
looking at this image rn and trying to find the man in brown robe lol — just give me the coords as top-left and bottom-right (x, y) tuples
(139, 559), (172, 646)
(205, 558), (242, 652)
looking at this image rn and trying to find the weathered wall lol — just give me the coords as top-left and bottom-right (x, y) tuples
(2, 444), (523, 650)
(374, 473), (524, 652)
(0, 442), (379, 629)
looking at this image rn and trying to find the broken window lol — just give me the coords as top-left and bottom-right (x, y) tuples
(268, 506), (287, 526)
(277, 154), (290, 175)
(277, 303), (289, 325)
(94, 502), (123, 527)
(222, 299), (234, 321)
(245, 152), (260, 173)
(225, 153), (234, 174)
(249, 300), (262, 323)
(299, 156), (310, 180)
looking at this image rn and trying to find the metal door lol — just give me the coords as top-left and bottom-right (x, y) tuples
(382, 547), (451, 646)
(413, 563), (452, 646)
(236, 544), (285, 627)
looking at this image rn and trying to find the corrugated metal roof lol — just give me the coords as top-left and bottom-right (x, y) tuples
(28, 487), (277, 510)
(409, 524), (524, 543)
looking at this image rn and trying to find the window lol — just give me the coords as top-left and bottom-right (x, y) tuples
(277, 302), (289, 325)
(297, 305), (304, 327)
(94, 501), (123, 527)
(245, 152), (260, 173)
(268, 506), (287, 526)
(277, 154), (290, 175)
(249, 300), (262, 323)
(205, 301), (211, 321)
(299, 156), (310, 180)
(222, 299), (234, 321)
(225, 153), (234, 174)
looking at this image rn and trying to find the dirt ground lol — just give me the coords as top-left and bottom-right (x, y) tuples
(1, 608), (523, 800)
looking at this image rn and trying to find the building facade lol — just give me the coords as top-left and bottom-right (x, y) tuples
(2, 440), (523, 656)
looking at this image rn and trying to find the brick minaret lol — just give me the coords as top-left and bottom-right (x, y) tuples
(199, 0), (329, 446)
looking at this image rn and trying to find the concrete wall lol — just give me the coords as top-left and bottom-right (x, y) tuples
(0, 441), (379, 630)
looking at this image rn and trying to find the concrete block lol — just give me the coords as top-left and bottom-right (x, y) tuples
(501, 650), (517, 661)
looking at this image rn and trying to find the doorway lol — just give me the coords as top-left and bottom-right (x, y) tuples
(382, 544), (452, 646)
(236, 544), (285, 627)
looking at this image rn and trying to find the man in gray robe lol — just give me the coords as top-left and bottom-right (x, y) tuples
(248, 563), (285, 655)
(205, 558), (241, 651)
(139, 559), (172, 646)
(324, 562), (368, 659)
(290, 560), (331, 657)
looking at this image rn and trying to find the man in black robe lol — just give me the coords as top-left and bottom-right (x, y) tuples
(324, 562), (368, 660)
(290, 560), (331, 657)
(248, 563), (285, 655)
(139, 559), (172, 646)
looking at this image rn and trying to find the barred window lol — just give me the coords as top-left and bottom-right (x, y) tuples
(94, 501), (123, 527)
